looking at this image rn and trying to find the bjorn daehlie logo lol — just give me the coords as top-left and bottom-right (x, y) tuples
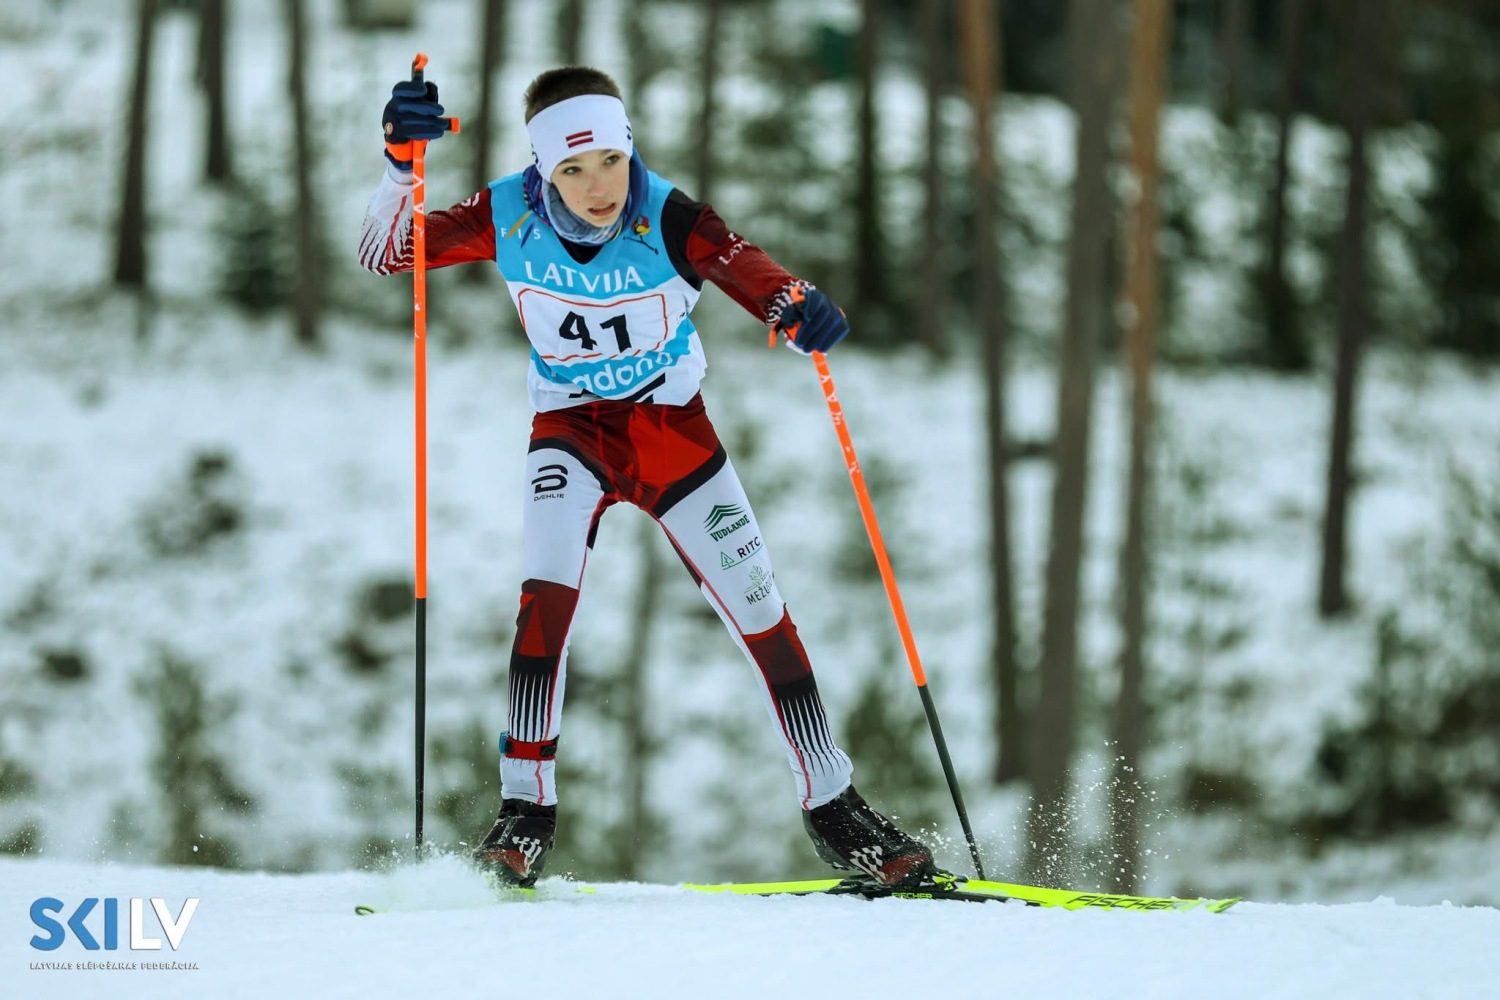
(703, 504), (750, 541)
(532, 464), (568, 500)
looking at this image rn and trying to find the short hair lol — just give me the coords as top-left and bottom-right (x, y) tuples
(523, 67), (624, 122)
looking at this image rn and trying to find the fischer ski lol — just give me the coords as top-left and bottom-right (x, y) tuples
(682, 876), (1239, 912)
(354, 874), (1238, 915)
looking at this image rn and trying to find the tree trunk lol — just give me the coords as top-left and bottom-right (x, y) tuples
(959, 0), (1024, 786)
(920, 0), (949, 357)
(464, 0), (507, 286)
(1215, 0), (1247, 126)
(1318, 0), (1379, 618)
(114, 0), (159, 290)
(694, 0), (725, 203)
(1260, 0), (1309, 371)
(284, 0), (321, 348)
(621, 0), (648, 109)
(198, 0), (232, 183)
(557, 0), (585, 64)
(621, 0), (656, 131)
(853, 0), (887, 339)
(1026, 0), (1118, 884)
(1109, 0), (1171, 895)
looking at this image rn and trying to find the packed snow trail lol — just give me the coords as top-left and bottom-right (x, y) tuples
(3, 857), (1496, 1000)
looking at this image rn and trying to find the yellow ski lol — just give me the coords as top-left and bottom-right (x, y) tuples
(681, 877), (1240, 912)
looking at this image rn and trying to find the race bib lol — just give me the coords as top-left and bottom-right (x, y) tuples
(517, 288), (674, 365)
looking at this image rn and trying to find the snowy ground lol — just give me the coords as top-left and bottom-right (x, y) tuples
(4, 857), (1498, 1000)
(5, 0), (1500, 968)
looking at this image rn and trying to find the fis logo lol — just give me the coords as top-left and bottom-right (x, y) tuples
(30, 897), (199, 952)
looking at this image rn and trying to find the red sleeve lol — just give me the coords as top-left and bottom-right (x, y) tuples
(358, 183), (497, 275)
(683, 206), (803, 325)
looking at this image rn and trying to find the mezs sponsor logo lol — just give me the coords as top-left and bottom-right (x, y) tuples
(29, 897), (199, 952)
(744, 565), (776, 606)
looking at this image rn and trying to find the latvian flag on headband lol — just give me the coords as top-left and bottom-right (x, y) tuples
(527, 95), (635, 179)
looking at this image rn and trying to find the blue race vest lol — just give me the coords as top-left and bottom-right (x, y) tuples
(490, 169), (706, 411)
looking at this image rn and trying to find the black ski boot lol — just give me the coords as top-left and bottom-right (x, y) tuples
(472, 798), (556, 888)
(803, 785), (942, 889)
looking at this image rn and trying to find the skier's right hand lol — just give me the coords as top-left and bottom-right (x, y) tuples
(382, 75), (453, 171)
(774, 285), (849, 355)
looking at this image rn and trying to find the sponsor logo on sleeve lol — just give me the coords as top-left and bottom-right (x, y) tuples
(743, 565), (776, 606)
(718, 535), (763, 569)
(704, 504), (751, 541)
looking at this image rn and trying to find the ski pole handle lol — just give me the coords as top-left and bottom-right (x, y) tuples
(768, 284), (807, 349)
(410, 52), (462, 135)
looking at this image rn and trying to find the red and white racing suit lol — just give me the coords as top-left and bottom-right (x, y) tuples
(359, 168), (855, 808)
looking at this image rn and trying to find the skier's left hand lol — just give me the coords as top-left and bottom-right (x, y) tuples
(773, 285), (848, 355)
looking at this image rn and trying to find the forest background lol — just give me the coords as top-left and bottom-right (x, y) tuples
(2, 0), (1499, 904)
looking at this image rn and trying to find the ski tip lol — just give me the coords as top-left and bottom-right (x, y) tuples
(354, 904), (378, 916)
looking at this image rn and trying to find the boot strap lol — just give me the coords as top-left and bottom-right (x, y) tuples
(501, 733), (559, 761)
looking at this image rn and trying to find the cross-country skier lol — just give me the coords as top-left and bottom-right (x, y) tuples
(359, 65), (942, 890)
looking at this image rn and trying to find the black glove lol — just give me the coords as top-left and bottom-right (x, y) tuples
(382, 77), (451, 170)
(773, 285), (849, 355)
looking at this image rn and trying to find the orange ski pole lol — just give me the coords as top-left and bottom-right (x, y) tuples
(407, 51), (459, 854)
(778, 288), (987, 879)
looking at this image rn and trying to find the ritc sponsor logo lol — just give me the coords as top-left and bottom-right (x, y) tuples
(718, 536), (763, 569)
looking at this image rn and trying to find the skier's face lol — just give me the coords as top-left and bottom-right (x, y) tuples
(550, 149), (630, 228)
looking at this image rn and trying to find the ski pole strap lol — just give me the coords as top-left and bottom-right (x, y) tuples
(501, 734), (559, 761)
(768, 283), (808, 349)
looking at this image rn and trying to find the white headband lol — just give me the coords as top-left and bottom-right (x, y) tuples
(527, 95), (633, 181)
